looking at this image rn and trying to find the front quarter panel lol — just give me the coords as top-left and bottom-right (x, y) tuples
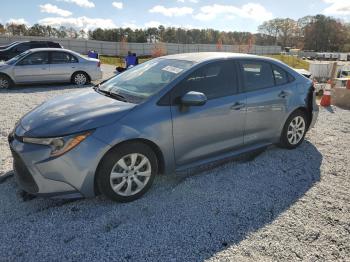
(92, 102), (175, 175)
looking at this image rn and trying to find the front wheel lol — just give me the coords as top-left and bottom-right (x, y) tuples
(280, 110), (307, 149)
(0, 75), (13, 89)
(96, 142), (158, 202)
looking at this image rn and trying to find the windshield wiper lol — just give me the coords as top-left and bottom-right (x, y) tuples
(95, 86), (128, 102)
(109, 92), (128, 102)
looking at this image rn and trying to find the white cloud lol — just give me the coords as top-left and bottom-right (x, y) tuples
(194, 3), (273, 22)
(38, 16), (116, 31)
(323, 0), (350, 15)
(177, 0), (199, 3)
(149, 5), (193, 17)
(39, 4), (72, 17)
(6, 18), (29, 26)
(112, 2), (123, 9)
(57, 0), (95, 8)
(122, 22), (138, 30)
(144, 20), (196, 29)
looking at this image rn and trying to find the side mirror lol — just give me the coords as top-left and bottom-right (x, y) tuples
(181, 91), (207, 106)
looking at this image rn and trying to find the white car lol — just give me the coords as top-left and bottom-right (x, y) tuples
(0, 48), (102, 89)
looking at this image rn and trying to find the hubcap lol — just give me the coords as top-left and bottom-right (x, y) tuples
(74, 74), (87, 85)
(0, 78), (9, 89)
(110, 153), (151, 196)
(287, 116), (305, 145)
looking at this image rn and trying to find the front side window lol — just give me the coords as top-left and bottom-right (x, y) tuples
(240, 61), (274, 92)
(174, 60), (238, 100)
(14, 43), (30, 53)
(17, 52), (49, 66)
(51, 52), (78, 64)
(99, 58), (194, 101)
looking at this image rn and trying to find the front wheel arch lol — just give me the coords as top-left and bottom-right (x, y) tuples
(93, 138), (165, 196)
(0, 73), (14, 88)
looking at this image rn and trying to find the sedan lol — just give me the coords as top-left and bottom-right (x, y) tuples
(8, 53), (319, 202)
(0, 48), (102, 88)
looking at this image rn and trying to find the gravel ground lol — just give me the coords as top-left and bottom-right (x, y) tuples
(0, 69), (349, 261)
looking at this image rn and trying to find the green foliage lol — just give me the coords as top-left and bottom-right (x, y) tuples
(267, 55), (309, 70)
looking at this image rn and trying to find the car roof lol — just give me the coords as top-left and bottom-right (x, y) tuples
(161, 52), (275, 63)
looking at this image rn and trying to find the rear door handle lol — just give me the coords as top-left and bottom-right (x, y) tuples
(278, 91), (289, 98)
(230, 102), (245, 110)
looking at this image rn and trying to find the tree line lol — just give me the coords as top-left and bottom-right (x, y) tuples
(0, 14), (349, 52)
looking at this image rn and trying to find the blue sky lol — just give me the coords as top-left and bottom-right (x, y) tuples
(0, 0), (349, 32)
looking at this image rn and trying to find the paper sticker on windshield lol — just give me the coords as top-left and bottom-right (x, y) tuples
(162, 66), (183, 74)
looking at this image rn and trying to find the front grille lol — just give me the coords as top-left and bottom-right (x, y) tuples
(11, 150), (39, 194)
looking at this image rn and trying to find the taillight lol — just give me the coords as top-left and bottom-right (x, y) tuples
(97, 61), (101, 67)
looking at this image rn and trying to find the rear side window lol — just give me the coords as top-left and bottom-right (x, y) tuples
(48, 42), (61, 48)
(51, 52), (78, 64)
(30, 42), (48, 49)
(174, 60), (238, 100)
(240, 61), (274, 92)
(272, 65), (289, 85)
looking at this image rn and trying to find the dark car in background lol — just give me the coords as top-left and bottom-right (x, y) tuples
(0, 41), (63, 61)
(0, 41), (20, 50)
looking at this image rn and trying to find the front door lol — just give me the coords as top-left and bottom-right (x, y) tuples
(13, 51), (50, 83)
(171, 60), (246, 166)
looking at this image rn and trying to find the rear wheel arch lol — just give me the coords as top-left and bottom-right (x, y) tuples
(93, 138), (165, 196)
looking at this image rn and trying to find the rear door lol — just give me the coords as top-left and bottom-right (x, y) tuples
(48, 51), (79, 81)
(13, 51), (50, 83)
(171, 60), (246, 166)
(238, 60), (292, 145)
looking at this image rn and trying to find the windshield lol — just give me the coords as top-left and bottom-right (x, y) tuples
(6, 50), (31, 65)
(99, 58), (194, 102)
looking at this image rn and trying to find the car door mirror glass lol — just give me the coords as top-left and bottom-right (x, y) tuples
(181, 91), (207, 106)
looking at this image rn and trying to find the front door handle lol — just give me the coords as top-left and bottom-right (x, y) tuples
(230, 102), (245, 110)
(278, 91), (289, 98)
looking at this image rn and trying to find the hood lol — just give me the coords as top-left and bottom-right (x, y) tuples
(20, 89), (136, 137)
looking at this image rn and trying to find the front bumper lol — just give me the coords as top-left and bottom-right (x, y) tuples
(8, 125), (110, 199)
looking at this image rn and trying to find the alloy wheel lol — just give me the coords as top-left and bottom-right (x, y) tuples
(0, 78), (9, 89)
(74, 73), (87, 85)
(287, 116), (306, 145)
(109, 153), (152, 196)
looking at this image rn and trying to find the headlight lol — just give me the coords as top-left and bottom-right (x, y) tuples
(23, 131), (92, 157)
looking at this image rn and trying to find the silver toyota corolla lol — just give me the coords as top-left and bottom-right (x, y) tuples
(0, 48), (102, 88)
(8, 53), (319, 202)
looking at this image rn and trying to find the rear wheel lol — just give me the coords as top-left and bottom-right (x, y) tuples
(96, 142), (158, 202)
(72, 72), (89, 86)
(0, 75), (13, 89)
(280, 110), (307, 149)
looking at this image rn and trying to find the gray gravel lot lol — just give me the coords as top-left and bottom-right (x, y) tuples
(0, 66), (349, 261)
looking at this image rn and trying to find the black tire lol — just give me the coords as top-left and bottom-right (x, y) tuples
(280, 110), (308, 149)
(0, 74), (13, 89)
(71, 72), (89, 86)
(96, 142), (158, 202)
